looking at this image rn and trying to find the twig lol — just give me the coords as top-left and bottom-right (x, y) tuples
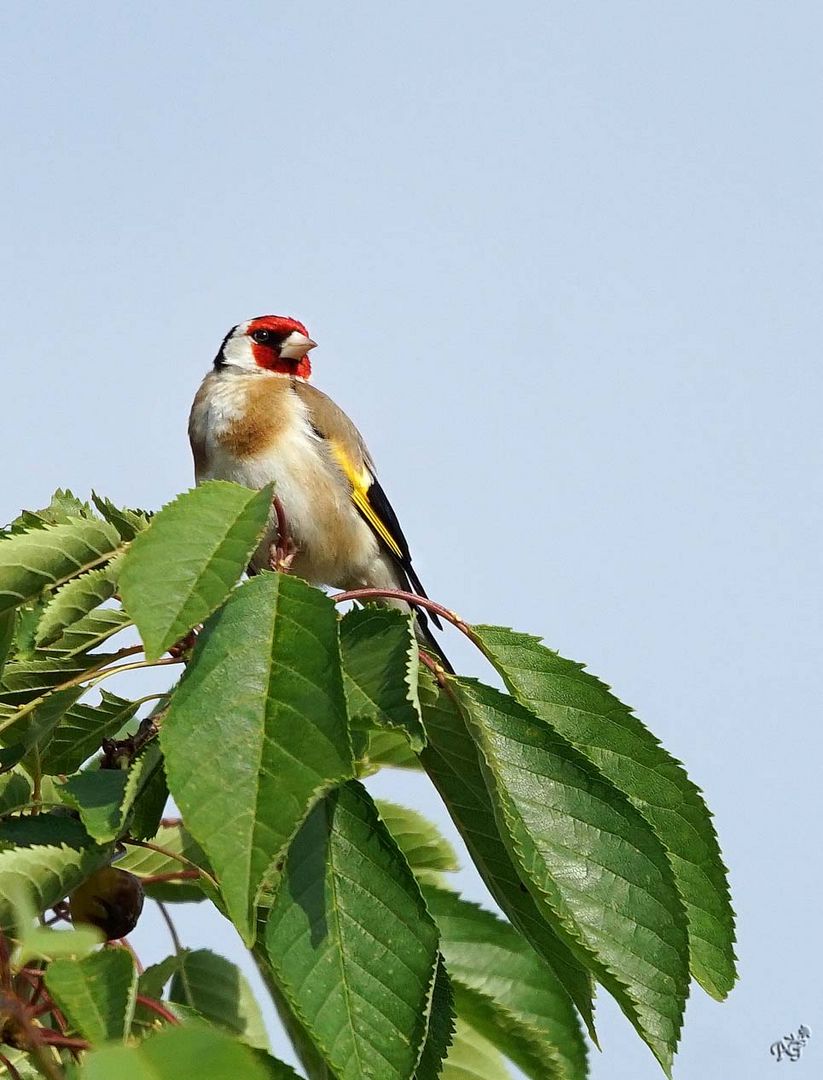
(155, 901), (183, 956)
(0, 645), (146, 737)
(101, 707), (167, 770)
(87, 656), (184, 690)
(121, 839), (218, 891)
(0, 929), (11, 989)
(0, 1050), (24, 1080)
(332, 587), (477, 644)
(136, 994), (180, 1026)
(109, 937), (144, 975)
(39, 1033), (89, 1051)
(140, 870), (200, 885)
(418, 649), (449, 687)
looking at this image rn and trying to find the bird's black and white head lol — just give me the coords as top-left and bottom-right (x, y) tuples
(215, 315), (317, 378)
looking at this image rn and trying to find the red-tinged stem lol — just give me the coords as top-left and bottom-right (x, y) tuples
(160, 817), (182, 828)
(0, 930), (11, 988)
(121, 839), (218, 891)
(40, 1032), (89, 1051)
(418, 649), (449, 687)
(0, 1051), (24, 1080)
(136, 994), (180, 1026)
(109, 938), (144, 975)
(332, 587), (478, 645)
(31, 999), (58, 1020)
(141, 869), (200, 885)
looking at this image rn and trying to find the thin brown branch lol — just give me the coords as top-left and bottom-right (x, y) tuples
(140, 870), (200, 885)
(39, 1033), (89, 1051)
(0, 644), (146, 739)
(155, 901), (183, 956)
(136, 994), (180, 1026)
(418, 649), (449, 687)
(109, 937), (144, 975)
(331, 586), (476, 643)
(122, 839), (218, 891)
(0, 1050), (24, 1080)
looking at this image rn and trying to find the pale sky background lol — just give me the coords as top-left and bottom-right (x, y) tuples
(2, 3), (821, 1078)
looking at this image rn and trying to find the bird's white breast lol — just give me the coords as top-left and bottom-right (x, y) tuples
(190, 369), (380, 585)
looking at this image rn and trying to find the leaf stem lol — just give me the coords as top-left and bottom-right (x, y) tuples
(0, 644), (145, 736)
(136, 993), (180, 1026)
(86, 656), (183, 689)
(332, 587), (480, 645)
(122, 838), (219, 892)
(155, 900), (183, 956)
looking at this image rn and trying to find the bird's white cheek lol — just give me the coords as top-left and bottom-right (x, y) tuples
(222, 335), (257, 370)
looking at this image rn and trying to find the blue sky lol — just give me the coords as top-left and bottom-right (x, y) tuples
(2, 3), (821, 1077)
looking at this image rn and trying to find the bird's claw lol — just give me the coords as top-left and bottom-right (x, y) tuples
(270, 538), (298, 574)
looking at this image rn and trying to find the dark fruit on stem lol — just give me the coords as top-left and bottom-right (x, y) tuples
(69, 866), (145, 939)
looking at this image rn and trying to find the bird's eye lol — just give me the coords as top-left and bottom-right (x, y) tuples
(251, 329), (271, 344)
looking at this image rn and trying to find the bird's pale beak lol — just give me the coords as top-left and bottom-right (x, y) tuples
(280, 331), (318, 359)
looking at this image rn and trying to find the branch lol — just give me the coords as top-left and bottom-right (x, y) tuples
(136, 994), (180, 1026)
(155, 901), (183, 956)
(121, 838), (218, 892)
(332, 587), (478, 645)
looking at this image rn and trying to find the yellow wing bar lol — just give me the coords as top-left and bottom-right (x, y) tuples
(331, 442), (404, 560)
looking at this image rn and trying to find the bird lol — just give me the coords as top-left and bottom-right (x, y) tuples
(188, 314), (452, 672)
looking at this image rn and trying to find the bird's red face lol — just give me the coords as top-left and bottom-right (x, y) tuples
(217, 315), (317, 378)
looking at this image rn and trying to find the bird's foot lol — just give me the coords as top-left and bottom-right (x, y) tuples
(269, 537), (298, 574)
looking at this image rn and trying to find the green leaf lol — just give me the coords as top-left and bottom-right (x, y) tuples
(60, 768), (129, 843)
(59, 743), (163, 845)
(118, 481), (274, 660)
(126, 744), (169, 842)
(424, 884), (586, 1080)
(0, 654), (107, 708)
(0, 1048), (42, 1078)
(169, 949), (269, 1050)
(0, 768), (31, 814)
(0, 517), (122, 615)
(116, 822), (211, 903)
(46, 607), (131, 657)
(7, 489), (96, 533)
(0, 686), (84, 772)
(340, 606), (425, 750)
(45, 947), (137, 1043)
(363, 728), (423, 771)
(91, 492), (151, 541)
(265, 781), (440, 1080)
(162, 573), (353, 943)
(442, 1019), (513, 1080)
(36, 562), (121, 647)
(0, 609), (14, 675)
(419, 680), (596, 1040)
(5, 880), (102, 965)
(474, 625), (737, 1000)
(78, 1025), (301, 1080)
(40, 690), (140, 776)
(138, 953), (181, 999)
(414, 953), (455, 1080)
(376, 800), (459, 886)
(451, 677), (689, 1075)
(0, 815), (112, 928)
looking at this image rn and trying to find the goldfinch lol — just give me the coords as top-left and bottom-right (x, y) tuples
(188, 315), (452, 670)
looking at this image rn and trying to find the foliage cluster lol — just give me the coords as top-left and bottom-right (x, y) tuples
(0, 484), (736, 1079)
